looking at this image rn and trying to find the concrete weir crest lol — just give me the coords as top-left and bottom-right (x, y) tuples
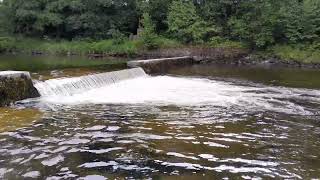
(127, 56), (194, 74)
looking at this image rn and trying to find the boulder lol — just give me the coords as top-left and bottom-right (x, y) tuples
(0, 71), (40, 106)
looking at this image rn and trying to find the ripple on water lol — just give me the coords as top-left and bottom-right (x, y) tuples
(41, 155), (65, 167)
(0, 78), (319, 179)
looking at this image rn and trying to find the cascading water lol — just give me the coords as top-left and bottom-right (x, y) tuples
(33, 68), (320, 116)
(34, 68), (147, 96)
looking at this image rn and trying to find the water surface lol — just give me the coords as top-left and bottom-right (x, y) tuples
(0, 63), (320, 179)
(0, 54), (126, 72)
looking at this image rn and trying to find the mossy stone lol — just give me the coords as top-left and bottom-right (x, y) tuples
(0, 72), (40, 106)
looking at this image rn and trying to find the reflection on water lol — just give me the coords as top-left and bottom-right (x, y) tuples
(0, 108), (42, 132)
(0, 64), (320, 179)
(0, 104), (319, 179)
(168, 63), (320, 89)
(0, 55), (126, 72)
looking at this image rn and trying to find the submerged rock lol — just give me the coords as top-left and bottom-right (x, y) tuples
(0, 71), (40, 107)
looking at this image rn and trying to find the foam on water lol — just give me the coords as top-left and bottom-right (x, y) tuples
(35, 74), (320, 115)
(34, 68), (147, 96)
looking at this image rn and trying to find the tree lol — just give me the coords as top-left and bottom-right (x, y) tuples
(196, 0), (243, 36)
(0, 1), (11, 35)
(228, 0), (282, 48)
(1, 0), (139, 39)
(145, 0), (173, 33)
(140, 13), (158, 49)
(0, 0), (319, 50)
(303, 0), (320, 43)
(168, 0), (216, 43)
(277, 0), (304, 43)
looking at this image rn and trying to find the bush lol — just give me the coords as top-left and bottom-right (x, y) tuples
(154, 37), (182, 49)
(168, 0), (217, 43)
(0, 37), (15, 53)
(271, 44), (320, 63)
(108, 29), (127, 45)
(209, 37), (248, 49)
(90, 40), (137, 56)
(140, 13), (159, 50)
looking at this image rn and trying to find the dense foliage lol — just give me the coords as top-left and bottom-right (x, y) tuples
(0, 0), (320, 50)
(0, 0), (139, 39)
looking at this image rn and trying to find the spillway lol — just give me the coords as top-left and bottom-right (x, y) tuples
(34, 68), (147, 96)
(33, 70), (320, 116)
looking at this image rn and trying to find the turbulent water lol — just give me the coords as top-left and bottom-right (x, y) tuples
(34, 68), (147, 96)
(1, 66), (320, 179)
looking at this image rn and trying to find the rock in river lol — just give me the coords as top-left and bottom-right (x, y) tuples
(0, 71), (40, 107)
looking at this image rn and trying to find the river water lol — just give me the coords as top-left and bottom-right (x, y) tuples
(0, 59), (320, 179)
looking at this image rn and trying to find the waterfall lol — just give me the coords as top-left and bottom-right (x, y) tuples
(34, 68), (147, 96)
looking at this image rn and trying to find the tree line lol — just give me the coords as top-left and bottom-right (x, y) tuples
(0, 0), (319, 49)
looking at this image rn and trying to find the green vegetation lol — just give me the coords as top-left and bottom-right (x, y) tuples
(0, 37), (181, 56)
(0, 0), (320, 63)
(208, 37), (248, 49)
(1, 38), (137, 56)
(0, 37), (15, 53)
(140, 13), (159, 50)
(272, 44), (320, 63)
(0, 55), (128, 71)
(167, 0), (216, 43)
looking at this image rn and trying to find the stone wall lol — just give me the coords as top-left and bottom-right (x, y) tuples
(0, 71), (40, 106)
(127, 56), (194, 74)
(136, 47), (249, 62)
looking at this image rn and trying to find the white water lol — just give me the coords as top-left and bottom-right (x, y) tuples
(34, 71), (320, 115)
(34, 68), (147, 96)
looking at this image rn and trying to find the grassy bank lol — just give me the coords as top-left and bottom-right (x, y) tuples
(0, 55), (129, 71)
(270, 44), (320, 64)
(2, 36), (320, 65)
(0, 36), (182, 57)
(0, 36), (250, 57)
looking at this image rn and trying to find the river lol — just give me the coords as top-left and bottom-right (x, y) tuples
(0, 55), (320, 179)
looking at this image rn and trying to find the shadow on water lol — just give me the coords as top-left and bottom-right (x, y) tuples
(168, 63), (320, 89)
(0, 108), (42, 132)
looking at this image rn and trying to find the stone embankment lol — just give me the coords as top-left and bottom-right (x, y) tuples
(137, 47), (248, 62)
(0, 71), (40, 107)
(128, 56), (195, 74)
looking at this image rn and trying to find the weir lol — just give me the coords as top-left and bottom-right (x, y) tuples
(1, 56), (197, 106)
(34, 68), (147, 96)
(127, 56), (195, 74)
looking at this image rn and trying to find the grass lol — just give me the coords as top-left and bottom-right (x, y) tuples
(271, 44), (320, 64)
(208, 37), (248, 49)
(0, 54), (128, 71)
(1, 35), (251, 57)
(0, 37), (15, 53)
(0, 36), (182, 56)
(13, 38), (138, 56)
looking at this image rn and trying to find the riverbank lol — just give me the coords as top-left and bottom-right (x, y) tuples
(0, 37), (182, 57)
(1, 37), (320, 69)
(235, 44), (320, 69)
